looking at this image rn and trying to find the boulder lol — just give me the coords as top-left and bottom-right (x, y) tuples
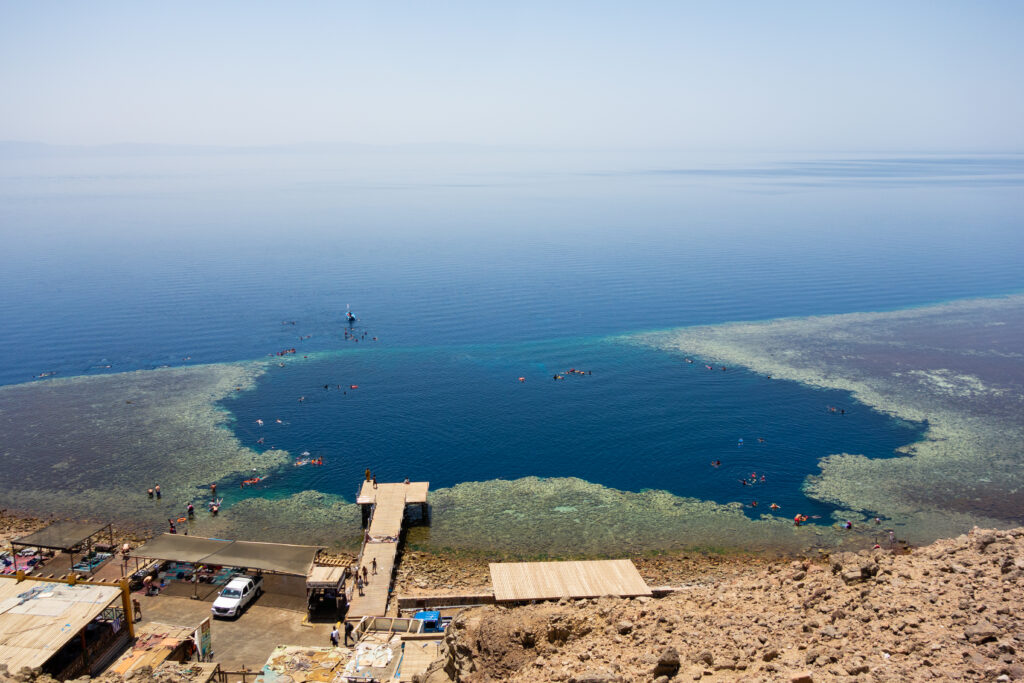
(841, 570), (864, 585)
(966, 620), (999, 644)
(570, 670), (621, 683)
(652, 647), (680, 677)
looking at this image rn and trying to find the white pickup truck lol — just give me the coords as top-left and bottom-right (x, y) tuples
(211, 574), (263, 618)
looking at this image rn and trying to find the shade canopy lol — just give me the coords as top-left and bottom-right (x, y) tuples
(490, 559), (652, 602)
(132, 534), (321, 577)
(131, 535), (233, 564)
(13, 521), (110, 551)
(202, 541), (320, 577)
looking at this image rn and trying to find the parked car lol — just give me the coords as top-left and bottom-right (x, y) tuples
(211, 574), (263, 618)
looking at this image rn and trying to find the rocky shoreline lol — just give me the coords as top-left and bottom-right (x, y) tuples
(422, 527), (1024, 682)
(6, 505), (1024, 682)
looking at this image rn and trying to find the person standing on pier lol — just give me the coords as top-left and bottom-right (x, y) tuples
(371, 557), (377, 575)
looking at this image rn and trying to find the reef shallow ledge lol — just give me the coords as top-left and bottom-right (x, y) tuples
(634, 294), (1024, 544)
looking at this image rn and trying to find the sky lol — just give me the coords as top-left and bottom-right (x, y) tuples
(1, 1), (1023, 151)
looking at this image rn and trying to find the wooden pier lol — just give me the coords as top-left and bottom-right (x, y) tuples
(347, 481), (429, 618)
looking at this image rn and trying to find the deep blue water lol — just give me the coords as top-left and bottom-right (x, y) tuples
(221, 338), (923, 521)
(1, 148), (1022, 521)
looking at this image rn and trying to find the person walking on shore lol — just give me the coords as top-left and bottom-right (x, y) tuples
(344, 621), (354, 646)
(356, 575), (364, 596)
(132, 598), (141, 622)
(371, 558), (377, 575)
(330, 627), (340, 647)
(361, 566), (368, 584)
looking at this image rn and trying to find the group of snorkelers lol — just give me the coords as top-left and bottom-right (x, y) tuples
(552, 368), (592, 380)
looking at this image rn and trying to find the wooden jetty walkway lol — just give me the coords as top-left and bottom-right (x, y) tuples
(347, 480), (429, 618)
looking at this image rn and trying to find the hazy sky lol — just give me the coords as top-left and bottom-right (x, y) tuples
(2, 1), (1022, 150)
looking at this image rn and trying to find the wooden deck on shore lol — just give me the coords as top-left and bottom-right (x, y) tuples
(490, 559), (651, 602)
(347, 481), (429, 618)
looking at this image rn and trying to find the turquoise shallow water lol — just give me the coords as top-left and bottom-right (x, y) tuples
(0, 149), (1022, 539)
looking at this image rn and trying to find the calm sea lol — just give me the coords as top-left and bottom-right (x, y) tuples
(2, 147), (1022, 522)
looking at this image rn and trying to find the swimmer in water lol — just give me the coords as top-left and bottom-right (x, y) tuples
(770, 503), (780, 510)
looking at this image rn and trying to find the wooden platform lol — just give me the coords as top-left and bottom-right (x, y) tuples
(398, 640), (443, 681)
(357, 481), (429, 505)
(346, 542), (398, 617)
(347, 481), (430, 618)
(489, 559), (652, 602)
